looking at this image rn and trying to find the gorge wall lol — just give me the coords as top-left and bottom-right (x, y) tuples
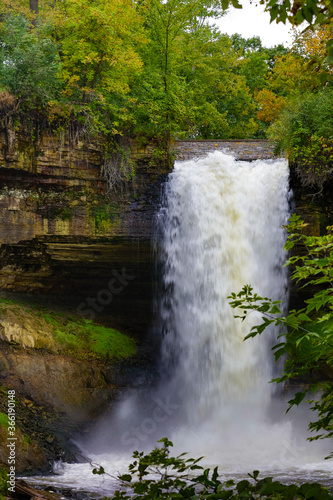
(0, 136), (277, 331)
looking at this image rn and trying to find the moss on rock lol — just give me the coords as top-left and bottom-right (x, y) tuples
(0, 296), (136, 361)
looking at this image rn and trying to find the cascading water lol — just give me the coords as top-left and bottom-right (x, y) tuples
(156, 152), (329, 469)
(27, 152), (332, 496)
(156, 151), (292, 466)
(159, 151), (289, 419)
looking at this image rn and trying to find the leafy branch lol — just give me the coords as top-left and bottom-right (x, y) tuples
(106, 438), (333, 499)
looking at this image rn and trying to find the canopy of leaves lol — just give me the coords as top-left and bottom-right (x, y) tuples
(0, 0), (299, 161)
(0, 14), (61, 108)
(220, 0), (333, 64)
(53, 0), (146, 100)
(269, 88), (333, 189)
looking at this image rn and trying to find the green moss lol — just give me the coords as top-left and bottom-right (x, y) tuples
(0, 295), (136, 361)
(23, 433), (32, 451)
(43, 313), (62, 327)
(54, 329), (81, 351)
(89, 323), (136, 359)
(0, 412), (8, 428)
(90, 203), (119, 232)
(55, 319), (136, 360)
(0, 297), (18, 306)
(49, 205), (75, 221)
(23, 433), (32, 445)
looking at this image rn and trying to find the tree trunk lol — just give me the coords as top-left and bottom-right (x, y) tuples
(29, 0), (38, 26)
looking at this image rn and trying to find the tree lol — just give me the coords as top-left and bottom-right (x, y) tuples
(255, 89), (285, 124)
(229, 214), (333, 456)
(129, 0), (227, 149)
(130, 5), (261, 145)
(267, 87), (333, 189)
(29, 0), (38, 26)
(220, 0), (333, 64)
(0, 14), (61, 108)
(53, 0), (145, 101)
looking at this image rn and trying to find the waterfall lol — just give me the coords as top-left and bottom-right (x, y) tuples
(159, 151), (290, 401)
(27, 152), (332, 496)
(156, 151), (293, 465)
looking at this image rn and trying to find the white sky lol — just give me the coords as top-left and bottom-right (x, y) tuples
(214, 2), (295, 48)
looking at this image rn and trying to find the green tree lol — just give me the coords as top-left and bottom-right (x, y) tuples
(131, 4), (261, 145)
(0, 14), (61, 108)
(268, 87), (333, 189)
(130, 0), (227, 149)
(221, 0), (333, 64)
(53, 0), (145, 110)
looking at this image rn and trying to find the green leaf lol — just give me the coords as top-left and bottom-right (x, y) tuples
(92, 466), (105, 475)
(287, 391), (306, 411)
(270, 5), (279, 21)
(119, 474), (132, 482)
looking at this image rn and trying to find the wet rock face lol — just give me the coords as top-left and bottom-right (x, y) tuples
(0, 236), (155, 335)
(0, 343), (130, 423)
(0, 423), (47, 474)
(0, 133), (167, 472)
(0, 129), (106, 192)
(0, 146), (169, 334)
(287, 168), (333, 319)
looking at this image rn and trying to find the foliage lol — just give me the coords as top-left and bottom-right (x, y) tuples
(0, 0), (303, 171)
(231, 36), (287, 92)
(130, 0), (226, 143)
(0, 14), (61, 109)
(0, 0), (294, 160)
(130, 2), (266, 145)
(101, 438), (333, 499)
(255, 89), (285, 124)
(220, 0), (333, 64)
(268, 88), (333, 189)
(291, 21), (333, 84)
(51, 0), (146, 134)
(228, 214), (333, 456)
(289, 135), (333, 190)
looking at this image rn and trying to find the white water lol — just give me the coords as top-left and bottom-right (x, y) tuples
(156, 152), (329, 467)
(159, 152), (289, 425)
(27, 152), (332, 496)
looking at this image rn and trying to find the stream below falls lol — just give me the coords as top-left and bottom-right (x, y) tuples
(26, 152), (333, 497)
